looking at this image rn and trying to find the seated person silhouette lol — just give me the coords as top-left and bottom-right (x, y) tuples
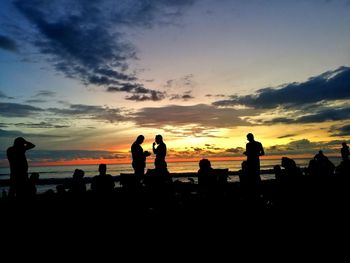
(91, 164), (115, 195)
(70, 169), (86, 195)
(27, 172), (39, 198)
(281, 157), (302, 179)
(198, 159), (216, 195)
(312, 150), (335, 177)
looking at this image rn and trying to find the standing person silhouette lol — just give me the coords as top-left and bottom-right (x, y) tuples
(341, 142), (349, 161)
(7, 137), (35, 199)
(131, 135), (151, 180)
(152, 135), (167, 173)
(244, 133), (264, 182)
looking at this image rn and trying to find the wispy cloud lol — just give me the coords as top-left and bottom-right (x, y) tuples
(213, 67), (350, 126)
(34, 90), (56, 97)
(14, 122), (70, 129)
(331, 124), (350, 137)
(0, 102), (43, 117)
(169, 91), (195, 101)
(213, 67), (350, 109)
(266, 139), (346, 157)
(0, 91), (13, 100)
(277, 134), (296, 139)
(48, 103), (129, 123)
(133, 104), (255, 129)
(25, 99), (47, 104)
(107, 83), (165, 101)
(0, 129), (64, 138)
(13, 0), (195, 100)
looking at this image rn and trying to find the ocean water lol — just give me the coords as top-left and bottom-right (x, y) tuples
(0, 158), (342, 194)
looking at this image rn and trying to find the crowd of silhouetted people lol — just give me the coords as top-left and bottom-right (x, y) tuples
(2, 134), (350, 217)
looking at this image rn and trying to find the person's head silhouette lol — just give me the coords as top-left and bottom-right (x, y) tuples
(199, 158), (211, 170)
(155, 134), (163, 144)
(99, 164), (107, 175)
(73, 169), (84, 179)
(136, 135), (144, 144)
(247, 133), (254, 142)
(14, 137), (26, 147)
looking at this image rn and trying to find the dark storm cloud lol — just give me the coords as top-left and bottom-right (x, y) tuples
(13, 0), (195, 99)
(48, 103), (128, 123)
(296, 107), (350, 123)
(107, 83), (166, 101)
(0, 34), (18, 52)
(263, 107), (350, 124)
(0, 102), (43, 117)
(331, 124), (350, 136)
(266, 139), (345, 156)
(125, 91), (165, 101)
(133, 104), (254, 128)
(169, 92), (195, 101)
(213, 67), (350, 109)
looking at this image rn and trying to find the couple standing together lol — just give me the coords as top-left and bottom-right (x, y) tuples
(131, 135), (167, 178)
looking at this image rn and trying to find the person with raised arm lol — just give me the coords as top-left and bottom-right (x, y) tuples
(7, 137), (35, 199)
(152, 134), (167, 173)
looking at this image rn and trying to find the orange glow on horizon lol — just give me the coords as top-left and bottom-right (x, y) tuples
(28, 153), (319, 167)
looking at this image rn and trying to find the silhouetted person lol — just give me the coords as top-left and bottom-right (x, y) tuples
(341, 142), (349, 161)
(274, 165), (283, 182)
(335, 143), (350, 177)
(281, 157), (302, 178)
(70, 169), (86, 195)
(238, 161), (249, 185)
(198, 159), (216, 189)
(153, 135), (168, 173)
(243, 133), (264, 182)
(314, 150), (327, 162)
(27, 172), (39, 198)
(91, 164), (115, 194)
(131, 135), (151, 180)
(312, 151), (335, 177)
(7, 137), (35, 199)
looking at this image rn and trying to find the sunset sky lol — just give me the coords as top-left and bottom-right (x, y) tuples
(1, 0), (350, 166)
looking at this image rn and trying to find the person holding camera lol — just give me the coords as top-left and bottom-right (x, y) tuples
(131, 135), (151, 179)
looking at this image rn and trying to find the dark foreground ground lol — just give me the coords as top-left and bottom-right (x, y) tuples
(2, 175), (350, 225)
(2, 177), (350, 259)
